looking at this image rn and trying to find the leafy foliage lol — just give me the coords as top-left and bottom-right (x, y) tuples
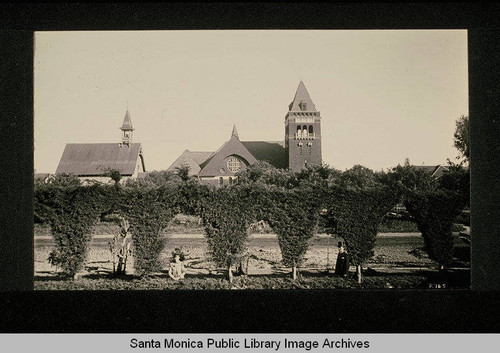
(117, 185), (178, 276)
(175, 165), (192, 182)
(322, 186), (399, 266)
(329, 165), (380, 190)
(103, 168), (122, 186)
(266, 188), (322, 271)
(453, 115), (469, 163)
(34, 184), (109, 276)
(404, 189), (466, 267)
(127, 170), (177, 187)
(200, 186), (254, 277)
(379, 164), (438, 192)
(439, 163), (470, 208)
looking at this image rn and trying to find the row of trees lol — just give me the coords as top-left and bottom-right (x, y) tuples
(34, 158), (469, 283)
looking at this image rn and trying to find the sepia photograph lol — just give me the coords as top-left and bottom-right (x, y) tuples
(33, 30), (469, 291)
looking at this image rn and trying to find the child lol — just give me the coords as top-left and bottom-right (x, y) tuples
(168, 248), (186, 280)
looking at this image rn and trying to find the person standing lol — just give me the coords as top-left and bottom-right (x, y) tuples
(334, 241), (349, 277)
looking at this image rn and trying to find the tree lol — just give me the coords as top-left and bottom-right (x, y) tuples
(236, 161), (292, 188)
(453, 115), (469, 164)
(322, 186), (399, 283)
(104, 168), (122, 187)
(439, 162), (470, 208)
(138, 170), (177, 186)
(200, 186), (253, 282)
(118, 185), (178, 276)
(329, 165), (379, 190)
(379, 164), (438, 192)
(267, 188), (322, 280)
(34, 183), (109, 278)
(404, 189), (466, 270)
(175, 164), (191, 182)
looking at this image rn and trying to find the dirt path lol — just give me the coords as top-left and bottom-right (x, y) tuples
(35, 233), (444, 278)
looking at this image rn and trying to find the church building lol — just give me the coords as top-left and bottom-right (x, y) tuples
(55, 109), (146, 184)
(167, 81), (323, 186)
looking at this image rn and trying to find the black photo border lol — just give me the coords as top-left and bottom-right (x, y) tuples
(1, 3), (500, 333)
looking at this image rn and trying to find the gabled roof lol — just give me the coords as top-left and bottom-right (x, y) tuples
(198, 135), (258, 177)
(167, 150), (214, 176)
(241, 141), (287, 169)
(413, 165), (449, 178)
(289, 81), (317, 112)
(120, 109), (134, 131)
(55, 143), (144, 176)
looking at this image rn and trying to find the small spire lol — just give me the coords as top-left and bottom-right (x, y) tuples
(231, 124), (239, 140)
(120, 109), (134, 131)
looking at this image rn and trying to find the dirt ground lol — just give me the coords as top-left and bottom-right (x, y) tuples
(34, 232), (440, 278)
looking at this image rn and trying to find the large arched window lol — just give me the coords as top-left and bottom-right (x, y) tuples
(309, 125), (313, 134)
(219, 177), (223, 186)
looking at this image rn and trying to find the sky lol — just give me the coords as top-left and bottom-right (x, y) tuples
(34, 30), (468, 173)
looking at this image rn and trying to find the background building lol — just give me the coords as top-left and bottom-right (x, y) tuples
(55, 109), (146, 184)
(167, 81), (323, 186)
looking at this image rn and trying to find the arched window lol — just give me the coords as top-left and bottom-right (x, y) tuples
(297, 125), (302, 138)
(309, 125), (313, 134)
(229, 177), (233, 185)
(219, 177), (223, 186)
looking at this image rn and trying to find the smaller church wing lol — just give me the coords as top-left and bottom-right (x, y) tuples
(56, 143), (143, 176)
(198, 136), (258, 177)
(167, 150), (214, 176)
(241, 141), (287, 169)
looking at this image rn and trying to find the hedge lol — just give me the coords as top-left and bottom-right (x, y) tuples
(266, 187), (322, 279)
(200, 185), (254, 282)
(322, 185), (399, 282)
(404, 189), (466, 268)
(34, 184), (110, 277)
(117, 185), (178, 276)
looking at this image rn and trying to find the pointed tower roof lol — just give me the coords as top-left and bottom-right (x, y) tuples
(231, 124), (239, 140)
(289, 81), (317, 112)
(120, 109), (134, 131)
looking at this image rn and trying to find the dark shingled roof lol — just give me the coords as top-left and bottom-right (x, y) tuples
(241, 141), (287, 169)
(56, 143), (144, 176)
(167, 150), (214, 176)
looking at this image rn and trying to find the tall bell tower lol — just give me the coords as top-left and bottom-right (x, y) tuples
(285, 81), (322, 171)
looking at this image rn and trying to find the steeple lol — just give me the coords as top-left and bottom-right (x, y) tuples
(231, 124), (239, 140)
(288, 81), (317, 112)
(120, 109), (134, 146)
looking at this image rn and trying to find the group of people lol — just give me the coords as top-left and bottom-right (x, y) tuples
(166, 242), (349, 280)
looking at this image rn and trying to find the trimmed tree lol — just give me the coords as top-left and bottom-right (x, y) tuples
(267, 187), (322, 280)
(34, 183), (108, 278)
(200, 186), (253, 282)
(118, 185), (178, 276)
(404, 189), (466, 270)
(323, 185), (399, 283)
